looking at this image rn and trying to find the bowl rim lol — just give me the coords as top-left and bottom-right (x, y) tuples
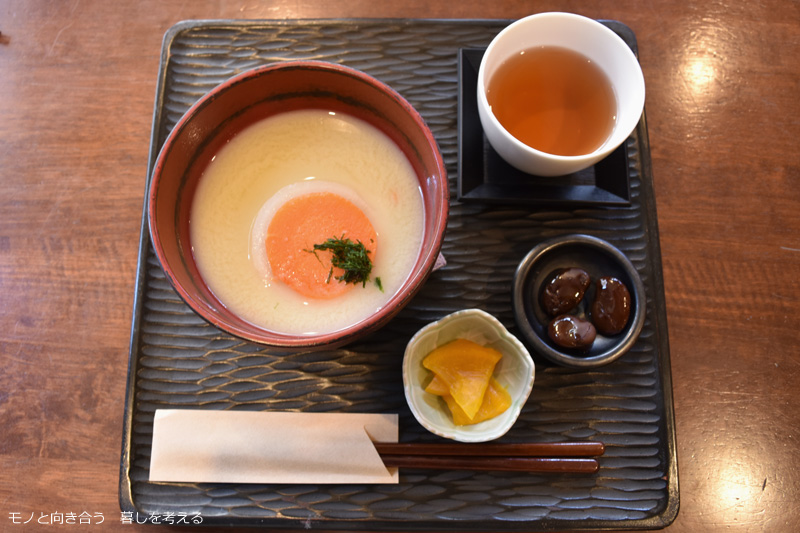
(511, 234), (646, 368)
(402, 308), (535, 442)
(147, 60), (449, 349)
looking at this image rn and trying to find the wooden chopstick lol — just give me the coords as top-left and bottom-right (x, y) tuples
(374, 441), (605, 458)
(374, 442), (604, 474)
(380, 455), (599, 474)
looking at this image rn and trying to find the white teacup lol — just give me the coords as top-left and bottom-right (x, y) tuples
(477, 12), (646, 177)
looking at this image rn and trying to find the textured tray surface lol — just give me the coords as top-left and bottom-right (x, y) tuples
(121, 19), (678, 531)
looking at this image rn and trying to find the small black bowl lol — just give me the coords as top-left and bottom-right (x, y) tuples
(512, 234), (646, 368)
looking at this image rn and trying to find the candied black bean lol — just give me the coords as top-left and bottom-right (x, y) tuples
(591, 276), (632, 335)
(548, 315), (597, 349)
(540, 267), (591, 316)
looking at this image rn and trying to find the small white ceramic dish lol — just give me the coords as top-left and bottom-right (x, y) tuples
(477, 12), (646, 177)
(403, 308), (535, 442)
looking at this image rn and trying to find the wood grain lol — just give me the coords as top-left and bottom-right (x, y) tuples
(1, 0), (799, 531)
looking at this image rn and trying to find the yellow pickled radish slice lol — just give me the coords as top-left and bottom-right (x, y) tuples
(422, 338), (502, 419)
(442, 377), (512, 426)
(424, 374), (451, 396)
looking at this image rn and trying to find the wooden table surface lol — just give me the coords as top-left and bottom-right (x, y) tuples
(1, 0), (798, 531)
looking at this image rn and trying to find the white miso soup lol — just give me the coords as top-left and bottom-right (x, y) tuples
(189, 109), (425, 335)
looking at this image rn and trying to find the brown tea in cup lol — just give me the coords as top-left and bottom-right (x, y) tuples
(486, 46), (617, 157)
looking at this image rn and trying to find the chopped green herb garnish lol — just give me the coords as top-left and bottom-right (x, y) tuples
(375, 277), (383, 292)
(306, 235), (375, 287)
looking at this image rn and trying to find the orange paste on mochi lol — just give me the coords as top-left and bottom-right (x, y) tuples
(265, 191), (377, 299)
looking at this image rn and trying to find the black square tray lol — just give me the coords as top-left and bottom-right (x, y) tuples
(121, 18), (678, 531)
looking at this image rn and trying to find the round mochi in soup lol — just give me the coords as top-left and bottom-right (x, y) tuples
(250, 179), (379, 300)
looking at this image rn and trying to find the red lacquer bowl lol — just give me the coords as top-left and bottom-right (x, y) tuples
(148, 61), (449, 350)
